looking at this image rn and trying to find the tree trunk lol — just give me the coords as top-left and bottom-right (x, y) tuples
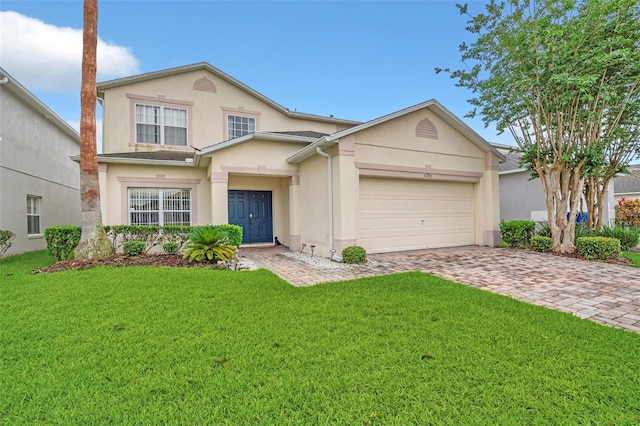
(538, 162), (583, 254)
(75, 0), (113, 259)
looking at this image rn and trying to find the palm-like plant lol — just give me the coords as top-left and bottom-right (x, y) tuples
(183, 227), (236, 263)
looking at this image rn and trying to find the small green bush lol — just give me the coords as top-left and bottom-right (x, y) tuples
(530, 235), (553, 252)
(500, 220), (535, 247)
(44, 226), (82, 261)
(595, 225), (640, 251)
(342, 245), (367, 264)
(576, 237), (620, 260)
(210, 224), (243, 247)
(123, 240), (145, 256)
(163, 241), (179, 254)
(0, 229), (16, 257)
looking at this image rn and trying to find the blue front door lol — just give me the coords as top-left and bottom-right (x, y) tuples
(228, 190), (273, 244)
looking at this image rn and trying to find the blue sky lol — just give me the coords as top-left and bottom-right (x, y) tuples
(0, 1), (516, 146)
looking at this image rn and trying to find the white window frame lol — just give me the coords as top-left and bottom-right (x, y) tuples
(128, 188), (192, 226)
(226, 114), (256, 140)
(135, 103), (188, 146)
(27, 195), (42, 235)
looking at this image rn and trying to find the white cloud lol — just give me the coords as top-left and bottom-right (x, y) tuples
(0, 11), (139, 93)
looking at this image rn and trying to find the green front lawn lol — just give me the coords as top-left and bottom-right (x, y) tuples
(622, 251), (640, 267)
(1, 251), (639, 424)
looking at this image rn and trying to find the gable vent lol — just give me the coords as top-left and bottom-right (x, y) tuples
(416, 117), (438, 139)
(193, 76), (216, 93)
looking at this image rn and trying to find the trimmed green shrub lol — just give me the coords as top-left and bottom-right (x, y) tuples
(576, 237), (620, 260)
(183, 228), (236, 263)
(530, 235), (553, 252)
(0, 229), (16, 257)
(210, 224), (243, 247)
(104, 224), (243, 254)
(44, 226), (81, 261)
(163, 241), (180, 254)
(342, 245), (367, 264)
(162, 225), (192, 252)
(123, 240), (145, 256)
(500, 220), (535, 247)
(595, 225), (640, 251)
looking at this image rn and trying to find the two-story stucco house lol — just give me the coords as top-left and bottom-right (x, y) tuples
(0, 67), (81, 256)
(95, 62), (503, 257)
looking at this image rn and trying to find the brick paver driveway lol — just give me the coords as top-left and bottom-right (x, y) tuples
(242, 245), (640, 333)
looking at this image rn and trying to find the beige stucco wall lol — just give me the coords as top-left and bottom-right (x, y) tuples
(353, 109), (486, 171)
(99, 163), (210, 226)
(101, 69), (344, 154)
(298, 155), (330, 255)
(208, 140), (303, 174)
(0, 84), (80, 256)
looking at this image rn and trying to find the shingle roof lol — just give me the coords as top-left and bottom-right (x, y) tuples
(499, 151), (524, 172)
(614, 165), (640, 195)
(272, 131), (328, 139)
(98, 150), (194, 162)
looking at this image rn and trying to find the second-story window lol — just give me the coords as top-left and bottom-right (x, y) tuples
(227, 115), (255, 140)
(135, 104), (187, 146)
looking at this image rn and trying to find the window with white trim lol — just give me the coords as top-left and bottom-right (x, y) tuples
(27, 195), (41, 235)
(227, 115), (256, 140)
(129, 188), (191, 226)
(135, 104), (187, 146)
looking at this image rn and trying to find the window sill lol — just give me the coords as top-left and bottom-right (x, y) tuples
(28, 234), (44, 240)
(130, 142), (190, 150)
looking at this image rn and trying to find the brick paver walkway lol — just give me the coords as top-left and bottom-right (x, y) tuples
(241, 245), (640, 333)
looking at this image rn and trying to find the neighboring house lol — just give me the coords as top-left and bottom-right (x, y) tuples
(614, 164), (640, 203)
(0, 67), (81, 255)
(493, 143), (616, 224)
(93, 62), (503, 257)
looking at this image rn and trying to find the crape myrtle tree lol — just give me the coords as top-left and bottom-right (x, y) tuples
(437, 0), (640, 253)
(583, 111), (640, 230)
(75, 0), (113, 259)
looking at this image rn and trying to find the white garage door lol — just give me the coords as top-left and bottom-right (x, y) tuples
(359, 178), (475, 253)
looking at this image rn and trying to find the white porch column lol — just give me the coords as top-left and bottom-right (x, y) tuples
(288, 174), (301, 251)
(210, 171), (228, 225)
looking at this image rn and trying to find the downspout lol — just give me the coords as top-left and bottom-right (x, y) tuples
(316, 147), (334, 258)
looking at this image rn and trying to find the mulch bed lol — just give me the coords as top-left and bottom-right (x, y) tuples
(36, 254), (226, 273)
(35, 247), (633, 274)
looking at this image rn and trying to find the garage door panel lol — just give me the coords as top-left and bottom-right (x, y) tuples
(359, 178), (475, 253)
